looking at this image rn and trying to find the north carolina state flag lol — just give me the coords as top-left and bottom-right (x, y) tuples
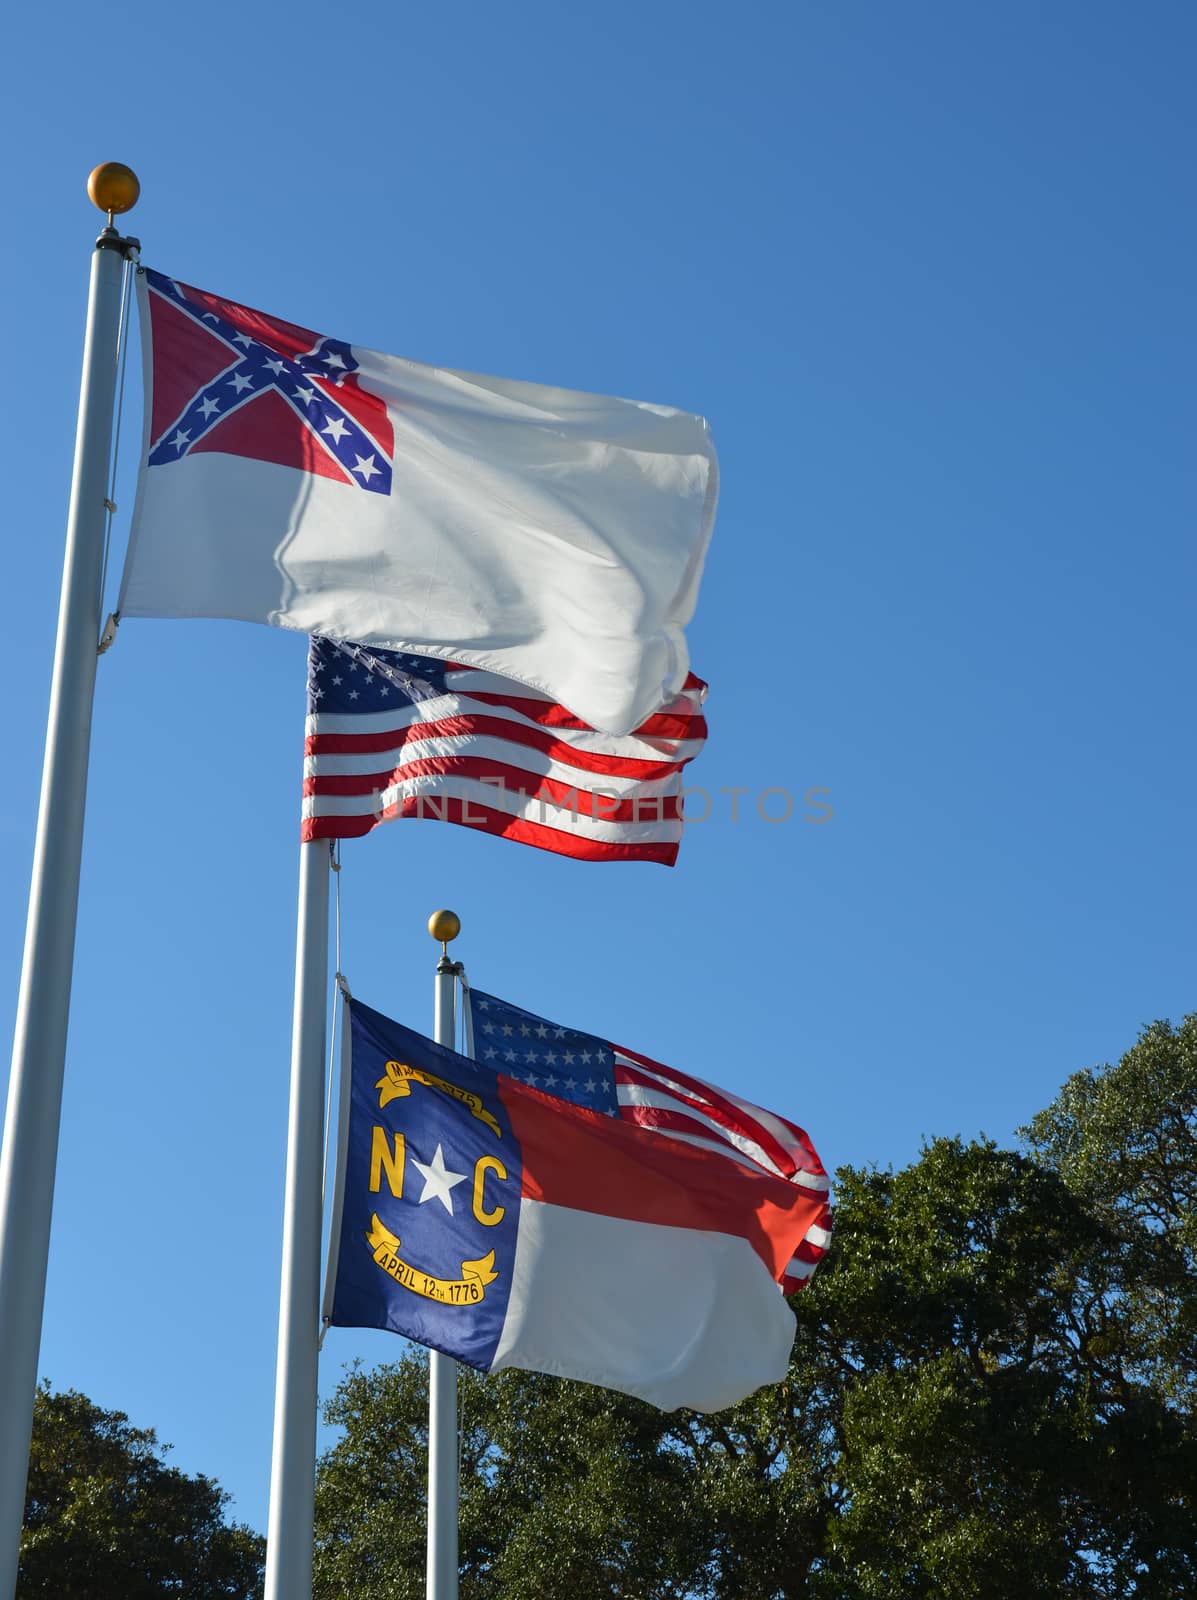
(121, 269), (719, 737)
(325, 1001), (817, 1412)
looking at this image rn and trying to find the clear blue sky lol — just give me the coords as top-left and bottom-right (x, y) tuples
(2, 0), (1194, 1539)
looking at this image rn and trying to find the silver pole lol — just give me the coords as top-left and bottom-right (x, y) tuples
(0, 204), (136, 1600)
(427, 911), (461, 1600)
(264, 838), (331, 1600)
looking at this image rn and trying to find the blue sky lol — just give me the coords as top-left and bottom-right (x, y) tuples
(2, 0), (1194, 1539)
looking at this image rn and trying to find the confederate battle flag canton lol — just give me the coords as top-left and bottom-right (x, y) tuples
(141, 268), (394, 494)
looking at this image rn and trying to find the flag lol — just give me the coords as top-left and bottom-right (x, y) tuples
(120, 269), (718, 737)
(325, 1000), (825, 1412)
(302, 636), (708, 865)
(466, 988), (831, 1293)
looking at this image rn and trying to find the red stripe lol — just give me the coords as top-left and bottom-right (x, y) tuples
(462, 691), (707, 743)
(615, 1052), (825, 1182)
(304, 761), (681, 823)
(499, 1075), (825, 1283)
(305, 711), (690, 780)
(618, 1045), (827, 1174)
(303, 797), (679, 864)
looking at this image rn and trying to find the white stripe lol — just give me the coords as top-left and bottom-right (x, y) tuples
(618, 1083), (788, 1180)
(805, 1223), (832, 1249)
(303, 773), (682, 844)
(306, 698), (706, 764)
(636, 1056), (824, 1174)
(305, 734), (683, 796)
(616, 1092), (832, 1192)
(614, 1050), (720, 1107)
(784, 1256), (817, 1280)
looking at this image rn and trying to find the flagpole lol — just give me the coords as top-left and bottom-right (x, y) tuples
(0, 166), (139, 1600)
(264, 837), (332, 1600)
(427, 909), (462, 1600)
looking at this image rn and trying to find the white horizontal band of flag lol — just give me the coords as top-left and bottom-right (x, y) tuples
(304, 771), (684, 845)
(304, 732), (686, 799)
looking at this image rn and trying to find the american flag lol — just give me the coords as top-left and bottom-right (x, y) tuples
(465, 987), (832, 1294)
(302, 636), (707, 865)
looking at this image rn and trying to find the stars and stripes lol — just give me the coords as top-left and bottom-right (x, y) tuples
(142, 269), (393, 493)
(467, 988), (832, 1294)
(301, 636), (708, 865)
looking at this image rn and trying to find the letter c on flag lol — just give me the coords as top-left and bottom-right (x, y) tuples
(472, 1155), (508, 1227)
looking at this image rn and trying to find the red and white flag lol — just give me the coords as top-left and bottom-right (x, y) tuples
(121, 269), (717, 736)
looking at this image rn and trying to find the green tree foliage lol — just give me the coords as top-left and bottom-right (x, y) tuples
(1022, 1014), (1197, 1410)
(314, 1019), (1197, 1599)
(19, 1385), (265, 1599)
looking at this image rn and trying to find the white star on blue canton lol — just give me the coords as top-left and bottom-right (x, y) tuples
(170, 429), (190, 452)
(198, 397), (220, 419)
(229, 373), (253, 393)
(352, 454), (380, 482)
(294, 385), (315, 404)
(322, 417), (349, 443)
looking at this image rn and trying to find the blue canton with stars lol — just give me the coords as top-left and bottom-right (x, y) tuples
(308, 635), (452, 714)
(469, 990), (618, 1114)
(144, 270), (392, 495)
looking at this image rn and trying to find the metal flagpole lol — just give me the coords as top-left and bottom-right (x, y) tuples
(0, 164), (140, 1600)
(427, 909), (462, 1600)
(264, 836), (332, 1600)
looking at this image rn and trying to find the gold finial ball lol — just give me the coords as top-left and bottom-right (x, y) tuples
(428, 909), (461, 945)
(87, 162), (140, 216)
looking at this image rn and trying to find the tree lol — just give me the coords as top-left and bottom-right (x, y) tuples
(1022, 1013), (1197, 1412)
(314, 1021), (1197, 1599)
(19, 1385), (265, 1599)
